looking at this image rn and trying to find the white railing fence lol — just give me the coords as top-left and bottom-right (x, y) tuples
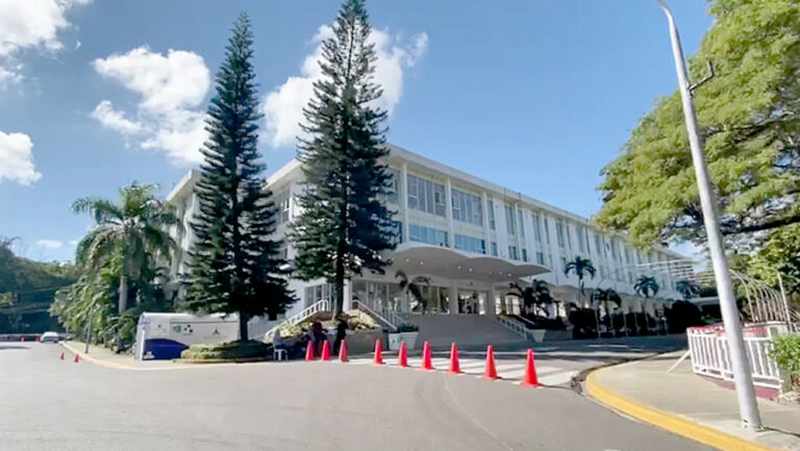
(263, 299), (330, 342)
(497, 315), (537, 342)
(355, 300), (399, 332)
(687, 326), (784, 392)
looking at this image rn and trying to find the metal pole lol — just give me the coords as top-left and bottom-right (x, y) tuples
(657, 0), (762, 429)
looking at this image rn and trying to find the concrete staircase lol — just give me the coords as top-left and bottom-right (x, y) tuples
(399, 314), (531, 348)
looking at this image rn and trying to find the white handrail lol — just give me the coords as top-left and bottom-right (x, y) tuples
(264, 299), (330, 342)
(496, 315), (535, 342)
(356, 301), (398, 332)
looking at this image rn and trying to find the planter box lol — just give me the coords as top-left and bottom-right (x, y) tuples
(388, 331), (419, 351)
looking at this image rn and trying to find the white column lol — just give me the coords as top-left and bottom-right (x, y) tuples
(448, 284), (458, 315)
(445, 177), (454, 247)
(481, 192), (490, 241)
(486, 286), (497, 318)
(401, 163), (410, 243)
(343, 280), (353, 311)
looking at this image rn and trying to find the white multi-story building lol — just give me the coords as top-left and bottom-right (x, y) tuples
(166, 144), (688, 332)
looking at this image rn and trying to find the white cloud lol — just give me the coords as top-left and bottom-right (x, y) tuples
(92, 47), (211, 164)
(91, 100), (144, 136)
(36, 239), (63, 249)
(0, 131), (42, 185)
(262, 26), (428, 148)
(0, 0), (91, 85)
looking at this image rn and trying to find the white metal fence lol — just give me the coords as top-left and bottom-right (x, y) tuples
(687, 325), (784, 391)
(263, 299), (330, 342)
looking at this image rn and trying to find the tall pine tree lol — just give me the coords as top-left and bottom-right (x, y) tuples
(184, 14), (294, 341)
(291, 0), (396, 317)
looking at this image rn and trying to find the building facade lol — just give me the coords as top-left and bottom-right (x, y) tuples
(166, 144), (688, 324)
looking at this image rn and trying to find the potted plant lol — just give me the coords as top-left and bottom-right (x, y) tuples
(388, 323), (419, 351)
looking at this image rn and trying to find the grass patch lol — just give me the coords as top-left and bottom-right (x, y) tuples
(180, 340), (269, 361)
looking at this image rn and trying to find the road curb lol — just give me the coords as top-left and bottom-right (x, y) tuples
(585, 367), (774, 451)
(60, 341), (137, 370)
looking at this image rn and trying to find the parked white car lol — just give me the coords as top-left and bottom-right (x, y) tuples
(40, 331), (60, 343)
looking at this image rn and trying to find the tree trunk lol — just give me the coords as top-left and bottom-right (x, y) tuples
(239, 310), (249, 342)
(334, 248), (345, 319)
(119, 273), (128, 314)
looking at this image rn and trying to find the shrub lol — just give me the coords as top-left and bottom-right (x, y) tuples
(180, 340), (269, 361)
(770, 334), (800, 388)
(395, 323), (418, 333)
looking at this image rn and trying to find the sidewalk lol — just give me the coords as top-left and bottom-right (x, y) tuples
(586, 350), (800, 450)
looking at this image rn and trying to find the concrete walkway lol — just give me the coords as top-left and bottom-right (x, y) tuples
(586, 350), (800, 450)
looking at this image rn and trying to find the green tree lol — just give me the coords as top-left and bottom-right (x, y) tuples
(634, 275), (660, 299)
(596, 0), (800, 249)
(507, 279), (555, 317)
(675, 279), (701, 301)
(184, 14), (295, 342)
(72, 183), (177, 314)
(291, 0), (397, 317)
(563, 256), (596, 296)
(395, 271), (430, 313)
(746, 224), (800, 296)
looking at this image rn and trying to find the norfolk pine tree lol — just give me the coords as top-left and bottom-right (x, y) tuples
(184, 14), (294, 341)
(291, 0), (397, 317)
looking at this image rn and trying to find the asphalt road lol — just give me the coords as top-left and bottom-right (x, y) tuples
(0, 340), (710, 451)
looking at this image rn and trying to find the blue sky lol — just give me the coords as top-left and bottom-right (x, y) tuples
(0, 1), (712, 262)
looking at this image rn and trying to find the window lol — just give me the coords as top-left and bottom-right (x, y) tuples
(521, 248), (528, 262)
(451, 188), (483, 226)
(532, 212), (543, 243)
(566, 224), (573, 250)
(543, 216), (551, 244)
(536, 251), (545, 265)
(454, 234), (486, 254)
(387, 220), (403, 245)
(488, 199), (496, 230)
(491, 241), (498, 256)
(577, 225), (587, 253)
(275, 190), (290, 224)
(624, 246), (632, 264)
(409, 224), (448, 246)
(560, 256), (567, 270)
(518, 209), (526, 238)
(556, 219), (566, 248)
(594, 232), (604, 256)
(407, 174), (446, 216)
(508, 245), (519, 260)
(505, 204), (517, 235)
(382, 167), (400, 204)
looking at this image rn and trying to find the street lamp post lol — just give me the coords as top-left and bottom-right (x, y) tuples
(656, 0), (762, 430)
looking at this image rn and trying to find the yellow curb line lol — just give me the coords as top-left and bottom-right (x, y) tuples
(585, 369), (774, 451)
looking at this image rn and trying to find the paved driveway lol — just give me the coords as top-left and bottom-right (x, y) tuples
(0, 339), (709, 450)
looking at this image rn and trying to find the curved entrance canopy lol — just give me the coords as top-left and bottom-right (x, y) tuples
(390, 243), (549, 283)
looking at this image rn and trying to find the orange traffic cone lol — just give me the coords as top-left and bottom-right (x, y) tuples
(449, 342), (461, 374)
(421, 341), (434, 371)
(73, 353), (80, 363)
(373, 339), (384, 365)
(305, 341), (315, 361)
(484, 345), (499, 380)
(59, 352), (64, 360)
(338, 339), (349, 362)
(398, 341), (409, 368)
(522, 348), (539, 387)
(320, 340), (331, 361)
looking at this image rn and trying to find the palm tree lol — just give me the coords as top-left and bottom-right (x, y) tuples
(507, 279), (554, 317)
(395, 271), (431, 313)
(675, 279), (701, 301)
(594, 288), (622, 335)
(563, 256), (596, 299)
(634, 275), (660, 299)
(72, 183), (177, 314)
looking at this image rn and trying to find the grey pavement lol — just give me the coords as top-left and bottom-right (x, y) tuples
(0, 340), (710, 451)
(591, 351), (800, 450)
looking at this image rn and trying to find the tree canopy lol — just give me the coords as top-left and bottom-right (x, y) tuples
(291, 0), (397, 316)
(596, 0), (800, 250)
(184, 14), (295, 341)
